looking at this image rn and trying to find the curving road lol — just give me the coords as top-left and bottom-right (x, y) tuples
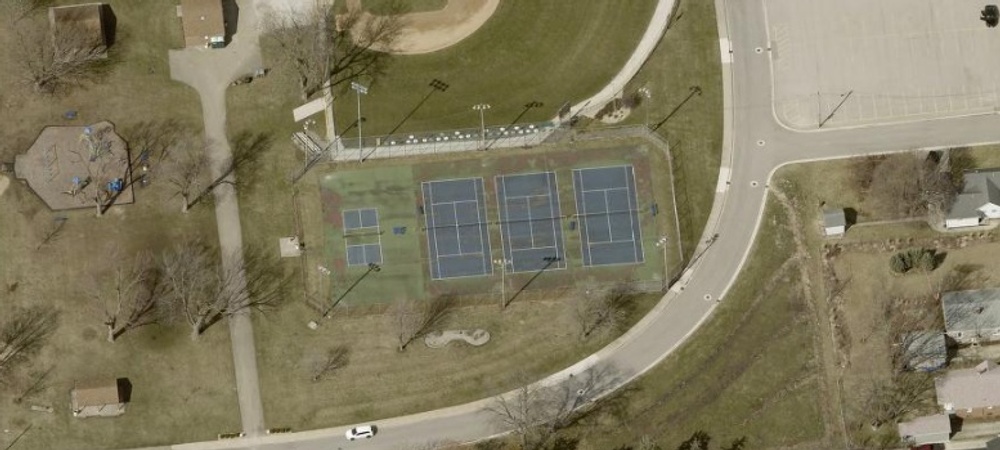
(142, 0), (1000, 449)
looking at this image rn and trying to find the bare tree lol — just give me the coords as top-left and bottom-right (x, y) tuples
(182, 131), (271, 211)
(92, 249), (166, 342)
(161, 241), (287, 340)
(488, 366), (623, 450)
(11, 9), (111, 94)
(263, 2), (405, 100)
(310, 345), (350, 382)
(391, 294), (455, 351)
(857, 373), (935, 429)
(34, 216), (67, 250)
(572, 283), (637, 339)
(865, 153), (958, 219)
(164, 148), (209, 213)
(0, 306), (59, 375)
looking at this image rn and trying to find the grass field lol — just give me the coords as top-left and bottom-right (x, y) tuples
(0, 2), (242, 449)
(361, 0), (447, 14)
(312, 138), (679, 307)
(555, 193), (827, 449)
(618, 0), (724, 258)
(257, 0), (656, 137)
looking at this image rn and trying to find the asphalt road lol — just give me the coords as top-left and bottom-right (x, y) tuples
(142, 0), (1000, 449)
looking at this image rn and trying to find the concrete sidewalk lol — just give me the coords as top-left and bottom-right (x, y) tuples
(168, 0), (266, 438)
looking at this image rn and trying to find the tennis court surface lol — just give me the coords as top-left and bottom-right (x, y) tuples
(572, 165), (645, 266)
(422, 178), (493, 279)
(342, 207), (383, 266)
(495, 172), (566, 273)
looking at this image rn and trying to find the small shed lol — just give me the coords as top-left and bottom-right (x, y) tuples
(71, 378), (127, 418)
(823, 208), (846, 237)
(179, 0), (226, 48)
(48, 3), (111, 57)
(902, 331), (947, 371)
(897, 414), (951, 446)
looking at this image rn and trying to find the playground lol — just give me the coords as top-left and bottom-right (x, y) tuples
(308, 134), (681, 310)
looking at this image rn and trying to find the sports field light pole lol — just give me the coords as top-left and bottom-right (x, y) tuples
(350, 81), (368, 162)
(309, 262), (380, 329)
(638, 86), (651, 128)
(493, 257), (510, 309)
(656, 235), (669, 285)
(473, 103), (491, 150)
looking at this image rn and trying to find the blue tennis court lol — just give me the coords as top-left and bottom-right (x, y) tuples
(422, 178), (493, 279)
(495, 172), (566, 273)
(572, 165), (645, 266)
(342, 207), (383, 267)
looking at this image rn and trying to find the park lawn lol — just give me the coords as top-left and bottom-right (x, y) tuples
(255, 288), (659, 430)
(246, 0), (658, 137)
(0, 2), (241, 449)
(562, 195), (827, 449)
(617, 0), (724, 260)
(361, 0), (447, 14)
(0, 0), (201, 160)
(0, 173), (237, 450)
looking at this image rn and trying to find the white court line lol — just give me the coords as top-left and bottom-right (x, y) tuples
(548, 171), (567, 267)
(475, 178), (493, 276)
(572, 169), (591, 267)
(421, 182), (444, 279)
(626, 165), (644, 263)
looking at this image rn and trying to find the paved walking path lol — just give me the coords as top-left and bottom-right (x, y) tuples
(168, 0), (266, 438)
(565, 0), (677, 119)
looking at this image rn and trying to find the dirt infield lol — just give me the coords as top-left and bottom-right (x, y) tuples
(348, 0), (500, 54)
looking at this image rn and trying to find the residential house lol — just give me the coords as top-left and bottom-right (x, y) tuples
(897, 414), (951, 447)
(942, 288), (1000, 345)
(936, 360), (1000, 418)
(823, 208), (846, 237)
(179, 0), (226, 48)
(71, 378), (127, 418)
(945, 169), (1000, 229)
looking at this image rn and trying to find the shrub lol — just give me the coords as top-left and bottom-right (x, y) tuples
(889, 248), (937, 274)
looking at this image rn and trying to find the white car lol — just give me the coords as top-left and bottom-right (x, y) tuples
(345, 425), (376, 441)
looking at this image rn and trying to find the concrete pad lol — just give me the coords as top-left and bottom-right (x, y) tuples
(767, 0), (1000, 129)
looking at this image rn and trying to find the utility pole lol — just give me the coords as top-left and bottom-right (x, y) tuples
(656, 235), (669, 285)
(309, 262), (380, 328)
(474, 103), (491, 150)
(350, 81), (368, 162)
(493, 258), (510, 308)
(638, 86), (651, 128)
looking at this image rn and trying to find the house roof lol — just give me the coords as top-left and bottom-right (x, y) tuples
(72, 379), (121, 407)
(942, 288), (1000, 335)
(936, 360), (1000, 410)
(897, 414), (951, 445)
(946, 169), (1000, 220)
(823, 208), (845, 228)
(180, 0), (225, 48)
(903, 331), (947, 371)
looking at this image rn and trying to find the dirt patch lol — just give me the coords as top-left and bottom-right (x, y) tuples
(0, 175), (9, 198)
(346, 0), (500, 54)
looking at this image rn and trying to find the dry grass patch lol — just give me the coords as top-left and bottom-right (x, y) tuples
(255, 294), (656, 429)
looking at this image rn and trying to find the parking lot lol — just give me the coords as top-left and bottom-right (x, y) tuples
(767, 0), (1000, 129)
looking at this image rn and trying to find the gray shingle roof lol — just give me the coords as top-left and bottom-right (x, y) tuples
(942, 288), (1000, 334)
(823, 208), (845, 228)
(947, 169), (1000, 220)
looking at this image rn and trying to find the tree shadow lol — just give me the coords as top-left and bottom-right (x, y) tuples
(116, 377), (132, 403)
(100, 4), (117, 47)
